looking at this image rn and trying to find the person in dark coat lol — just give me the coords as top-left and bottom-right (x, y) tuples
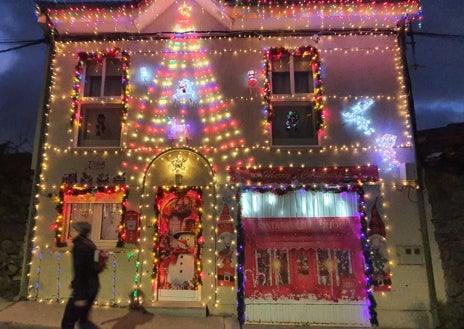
(61, 221), (100, 329)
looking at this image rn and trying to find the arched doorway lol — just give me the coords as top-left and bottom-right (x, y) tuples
(142, 148), (215, 302)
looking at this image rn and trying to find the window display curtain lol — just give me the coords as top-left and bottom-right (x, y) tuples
(240, 189), (359, 218)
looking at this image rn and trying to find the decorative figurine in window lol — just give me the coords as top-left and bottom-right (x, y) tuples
(96, 113), (106, 137)
(285, 110), (300, 131)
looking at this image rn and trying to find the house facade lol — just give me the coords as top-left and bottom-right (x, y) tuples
(27, 0), (444, 327)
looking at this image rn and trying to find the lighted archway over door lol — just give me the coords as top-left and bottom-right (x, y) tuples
(143, 148), (215, 302)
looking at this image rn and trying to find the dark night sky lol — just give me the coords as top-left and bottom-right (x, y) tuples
(0, 0), (463, 152)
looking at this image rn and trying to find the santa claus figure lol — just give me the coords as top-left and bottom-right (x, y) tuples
(368, 198), (391, 290)
(216, 204), (236, 286)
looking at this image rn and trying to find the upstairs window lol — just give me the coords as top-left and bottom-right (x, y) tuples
(271, 53), (313, 95)
(77, 104), (123, 147)
(265, 46), (324, 147)
(84, 57), (124, 97)
(271, 102), (317, 146)
(72, 49), (129, 149)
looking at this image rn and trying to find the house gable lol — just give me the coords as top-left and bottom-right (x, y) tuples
(36, 0), (421, 37)
(140, 0), (231, 34)
(36, 0), (234, 36)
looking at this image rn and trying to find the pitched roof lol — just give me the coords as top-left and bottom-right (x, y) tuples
(36, 0), (421, 36)
(37, 0), (416, 4)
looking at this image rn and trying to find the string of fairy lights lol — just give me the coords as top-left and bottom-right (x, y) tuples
(38, 0), (422, 35)
(48, 32), (412, 158)
(28, 4), (411, 325)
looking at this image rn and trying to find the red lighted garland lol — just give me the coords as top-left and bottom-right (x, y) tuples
(53, 184), (128, 247)
(71, 48), (130, 127)
(264, 45), (325, 130)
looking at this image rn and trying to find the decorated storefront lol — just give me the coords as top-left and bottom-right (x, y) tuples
(230, 166), (381, 326)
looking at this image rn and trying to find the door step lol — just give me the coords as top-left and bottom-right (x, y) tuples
(145, 301), (207, 318)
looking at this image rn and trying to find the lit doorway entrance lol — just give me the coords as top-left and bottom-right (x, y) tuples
(155, 187), (203, 301)
(142, 148), (214, 303)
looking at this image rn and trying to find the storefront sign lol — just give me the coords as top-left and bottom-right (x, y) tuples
(229, 165), (378, 184)
(243, 217), (356, 235)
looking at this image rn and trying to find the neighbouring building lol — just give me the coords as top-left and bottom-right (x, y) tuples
(416, 123), (464, 328)
(26, 0), (444, 327)
(0, 144), (32, 299)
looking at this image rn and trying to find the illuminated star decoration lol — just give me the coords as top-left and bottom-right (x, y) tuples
(178, 2), (192, 18)
(376, 133), (400, 170)
(170, 153), (188, 174)
(342, 98), (375, 135)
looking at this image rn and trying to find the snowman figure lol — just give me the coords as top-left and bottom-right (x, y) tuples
(170, 231), (195, 251)
(167, 231), (196, 289)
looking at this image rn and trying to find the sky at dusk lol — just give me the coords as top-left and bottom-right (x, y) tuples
(0, 0), (463, 152)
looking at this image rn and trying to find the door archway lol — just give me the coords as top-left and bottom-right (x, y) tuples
(142, 147), (215, 188)
(141, 148), (215, 302)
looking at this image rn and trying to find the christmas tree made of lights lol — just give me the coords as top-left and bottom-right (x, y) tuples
(136, 2), (245, 153)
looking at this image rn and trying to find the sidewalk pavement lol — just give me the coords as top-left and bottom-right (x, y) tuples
(1, 299), (235, 329)
(0, 298), (372, 329)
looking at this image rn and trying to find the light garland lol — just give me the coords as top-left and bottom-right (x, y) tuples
(264, 45), (325, 131)
(37, 0), (422, 36)
(71, 48), (130, 129)
(52, 184), (129, 247)
(57, 42), (401, 57)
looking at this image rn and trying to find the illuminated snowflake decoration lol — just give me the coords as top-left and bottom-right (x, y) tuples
(376, 133), (400, 170)
(342, 98), (375, 135)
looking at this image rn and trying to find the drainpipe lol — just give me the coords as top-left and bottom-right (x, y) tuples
(398, 23), (440, 328)
(19, 25), (56, 300)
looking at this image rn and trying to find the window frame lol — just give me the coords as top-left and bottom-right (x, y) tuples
(75, 101), (124, 148)
(83, 57), (124, 98)
(270, 54), (313, 96)
(266, 46), (324, 148)
(55, 185), (128, 249)
(64, 202), (122, 249)
(270, 100), (318, 147)
(72, 49), (129, 150)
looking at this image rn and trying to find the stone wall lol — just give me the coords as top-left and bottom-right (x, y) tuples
(424, 169), (464, 329)
(418, 124), (464, 329)
(0, 148), (32, 300)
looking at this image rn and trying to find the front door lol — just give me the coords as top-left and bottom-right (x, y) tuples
(155, 187), (202, 301)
